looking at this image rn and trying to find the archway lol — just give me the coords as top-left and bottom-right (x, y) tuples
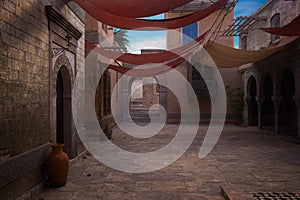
(279, 69), (297, 135)
(248, 76), (258, 126)
(56, 66), (73, 157)
(129, 77), (160, 123)
(261, 74), (274, 128)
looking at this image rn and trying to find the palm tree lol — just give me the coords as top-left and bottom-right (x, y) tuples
(114, 29), (130, 52)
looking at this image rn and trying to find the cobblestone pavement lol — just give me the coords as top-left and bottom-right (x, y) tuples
(37, 124), (300, 200)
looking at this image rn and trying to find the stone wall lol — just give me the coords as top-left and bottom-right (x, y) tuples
(0, 0), (50, 158)
(165, 9), (239, 122)
(142, 78), (159, 109)
(0, 0), (85, 198)
(240, 0), (300, 137)
(242, 0), (300, 50)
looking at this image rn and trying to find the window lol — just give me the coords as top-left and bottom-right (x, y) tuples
(182, 22), (198, 44)
(189, 63), (209, 96)
(270, 13), (280, 42)
(103, 69), (111, 115)
(241, 36), (247, 50)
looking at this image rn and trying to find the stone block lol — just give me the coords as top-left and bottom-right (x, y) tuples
(2, 0), (16, 14)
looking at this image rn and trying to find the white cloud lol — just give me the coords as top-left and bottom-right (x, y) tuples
(128, 36), (166, 54)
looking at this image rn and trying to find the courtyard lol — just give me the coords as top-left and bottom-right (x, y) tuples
(1, 0), (300, 199)
(37, 124), (300, 200)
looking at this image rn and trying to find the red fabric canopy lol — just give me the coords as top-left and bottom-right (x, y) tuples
(75, 0), (227, 30)
(84, 0), (194, 18)
(86, 31), (208, 65)
(107, 56), (185, 77)
(260, 14), (300, 36)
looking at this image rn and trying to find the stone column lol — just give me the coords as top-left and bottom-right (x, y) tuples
(159, 85), (167, 122)
(272, 96), (282, 135)
(121, 76), (131, 122)
(256, 97), (264, 129)
(243, 97), (251, 126)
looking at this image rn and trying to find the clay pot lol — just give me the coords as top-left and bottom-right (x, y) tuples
(46, 143), (69, 187)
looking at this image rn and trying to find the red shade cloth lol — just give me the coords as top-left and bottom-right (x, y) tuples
(84, 0), (194, 18)
(260, 14), (300, 36)
(107, 56), (185, 77)
(75, 0), (227, 30)
(86, 31), (208, 65)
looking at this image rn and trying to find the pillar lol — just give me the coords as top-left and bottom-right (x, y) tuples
(272, 96), (282, 135)
(256, 97), (264, 129)
(243, 97), (251, 126)
(159, 85), (167, 122)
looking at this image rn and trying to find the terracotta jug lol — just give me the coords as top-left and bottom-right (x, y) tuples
(46, 143), (69, 187)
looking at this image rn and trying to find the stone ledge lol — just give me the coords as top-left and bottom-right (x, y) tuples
(16, 180), (47, 200)
(221, 186), (253, 200)
(0, 143), (51, 188)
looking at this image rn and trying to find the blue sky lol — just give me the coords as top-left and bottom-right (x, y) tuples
(125, 0), (268, 53)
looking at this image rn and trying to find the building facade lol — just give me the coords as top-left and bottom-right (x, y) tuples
(85, 13), (123, 138)
(165, 1), (241, 123)
(0, 0), (85, 198)
(239, 0), (300, 138)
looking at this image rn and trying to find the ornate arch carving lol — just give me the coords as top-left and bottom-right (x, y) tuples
(53, 54), (74, 96)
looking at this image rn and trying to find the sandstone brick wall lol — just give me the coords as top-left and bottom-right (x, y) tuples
(0, 0), (85, 198)
(0, 0), (50, 157)
(0, 0), (85, 157)
(142, 80), (159, 109)
(244, 0), (300, 50)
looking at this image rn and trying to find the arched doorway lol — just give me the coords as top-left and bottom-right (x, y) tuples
(129, 77), (160, 123)
(279, 69), (297, 135)
(56, 66), (73, 157)
(261, 74), (274, 128)
(248, 76), (258, 126)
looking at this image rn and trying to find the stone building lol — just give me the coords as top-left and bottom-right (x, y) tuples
(130, 77), (160, 121)
(85, 13), (124, 138)
(238, 0), (300, 138)
(0, 0), (85, 198)
(164, 0), (241, 123)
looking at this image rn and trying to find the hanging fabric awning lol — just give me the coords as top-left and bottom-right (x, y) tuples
(84, 0), (194, 18)
(86, 31), (208, 65)
(75, 0), (227, 30)
(107, 56), (185, 77)
(203, 40), (287, 68)
(260, 14), (300, 36)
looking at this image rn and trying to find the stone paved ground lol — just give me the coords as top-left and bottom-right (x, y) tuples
(37, 124), (300, 200)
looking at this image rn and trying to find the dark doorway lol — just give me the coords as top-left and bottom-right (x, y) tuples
(56, 70), (64, 143)
(248, 76), (258, 126)
(55, 66), (73, 157)
(279, 69), (297, 134)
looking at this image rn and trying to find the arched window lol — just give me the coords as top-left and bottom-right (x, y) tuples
(270, 13), (280, 42)
(241, 36), (247, 50)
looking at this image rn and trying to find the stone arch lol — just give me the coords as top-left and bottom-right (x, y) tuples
(247, 76), (258, 126)
(53, 54), (76, 158)
(129, 76), (161, 123)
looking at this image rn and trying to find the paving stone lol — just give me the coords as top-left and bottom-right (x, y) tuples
(36, 125), (300, 199)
